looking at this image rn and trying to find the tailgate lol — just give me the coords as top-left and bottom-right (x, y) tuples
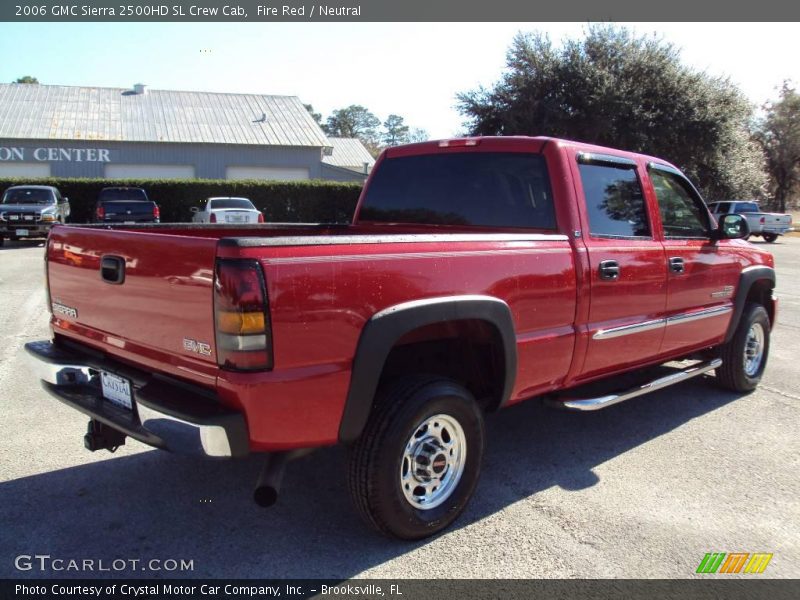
(47, 226), (219, 376)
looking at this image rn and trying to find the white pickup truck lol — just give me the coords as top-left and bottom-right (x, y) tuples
(708, 201), (792, 243)
(190, 197), (264, 224)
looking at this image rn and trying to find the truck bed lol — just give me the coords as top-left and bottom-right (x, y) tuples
(46, 222), (577, 447)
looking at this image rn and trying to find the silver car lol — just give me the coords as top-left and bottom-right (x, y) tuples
(0, 185), (71, 245)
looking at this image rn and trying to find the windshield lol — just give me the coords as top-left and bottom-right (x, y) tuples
(734, 202), (759, 213)
(2, 188), (54, 204)
(209, 198), (255, 210)
(99, 188), (148, 202)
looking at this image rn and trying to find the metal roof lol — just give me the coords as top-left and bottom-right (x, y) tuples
(0, 83), (330, 147)
(323, 137), (376, 171)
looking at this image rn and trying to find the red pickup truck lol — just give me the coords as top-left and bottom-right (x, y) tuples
(26, 137), (776, 540)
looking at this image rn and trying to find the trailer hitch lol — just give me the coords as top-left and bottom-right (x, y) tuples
(83, 419), (127, 453)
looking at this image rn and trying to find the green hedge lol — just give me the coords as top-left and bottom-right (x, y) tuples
(0, 177), (363, 224)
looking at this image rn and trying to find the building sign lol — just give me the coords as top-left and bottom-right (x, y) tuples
(0, 146), (111, 162)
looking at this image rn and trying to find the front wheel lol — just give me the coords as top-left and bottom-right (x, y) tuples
(715, 303), (770, 392)
(347, 376), (485, 540)
(762, 233), (778, 243)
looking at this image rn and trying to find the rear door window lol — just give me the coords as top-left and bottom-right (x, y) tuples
(578, 162), (651, 238)
(358, 152), (556, 229)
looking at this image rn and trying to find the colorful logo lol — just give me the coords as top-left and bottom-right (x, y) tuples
(696, 552), (773, 574)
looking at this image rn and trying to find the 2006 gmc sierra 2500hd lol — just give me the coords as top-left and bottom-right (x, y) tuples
(26, 136), (776, 539)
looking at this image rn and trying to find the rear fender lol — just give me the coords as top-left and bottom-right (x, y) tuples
(338, 295), (517, 443)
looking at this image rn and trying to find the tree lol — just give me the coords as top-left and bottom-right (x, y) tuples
(408, 128), (430, 143)
(383, 114), (410, 146)
(755, 83), (800, 212)
(15, 76), (38, 84)
(457, 25), (766, 200)
(304, 104), (323, 126)
(324, 105), (381, 148)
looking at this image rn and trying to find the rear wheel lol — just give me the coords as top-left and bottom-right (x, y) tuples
(762, 233), (778, 243)
(715, 303), (770, 392)
(347, 376), (485, 540)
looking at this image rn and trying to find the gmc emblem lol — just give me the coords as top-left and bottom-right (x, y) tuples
(183, 338), (212, 356)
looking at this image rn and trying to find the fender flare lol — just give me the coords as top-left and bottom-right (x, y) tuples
(725, 265), (776, 342)
(338, 295), (517, 443)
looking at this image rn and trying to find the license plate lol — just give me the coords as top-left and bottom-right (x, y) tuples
(124, 221), (135, 224)
(227, 215), (245, 223)
(101, 371), (133, 410)
(16, 229), (29, 236)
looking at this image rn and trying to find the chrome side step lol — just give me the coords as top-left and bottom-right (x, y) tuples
(548, 358), (722, 412)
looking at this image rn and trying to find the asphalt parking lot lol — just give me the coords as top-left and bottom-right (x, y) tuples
(0, 235), (797, 579)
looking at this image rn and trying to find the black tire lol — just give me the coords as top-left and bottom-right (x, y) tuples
(715, 303), (770, 392)
(762, 233), (778, 243)
(347, 376), (485, 540)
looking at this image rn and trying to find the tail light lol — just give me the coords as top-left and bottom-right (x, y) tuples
(153, 205), (160, 220)
(214, 259), (272, 371)
(96, 205), (105, 220)
(210, 213), (217, 223)
(760, 217), (766, 224)
(257, 212), (264, 223)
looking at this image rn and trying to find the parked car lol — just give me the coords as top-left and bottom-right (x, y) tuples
(191, 197), (264, 224)
(708, 200), (792, 243)
(94, 187), (159, 224)
(0, 185), (70, 245)
(26, 136), (775, 540)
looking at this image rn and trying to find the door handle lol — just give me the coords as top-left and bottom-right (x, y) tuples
(598, 259), (620, 281)
(669, 257), (685, 274)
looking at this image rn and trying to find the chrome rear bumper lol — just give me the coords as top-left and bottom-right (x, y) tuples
(24, 340), (249, 458)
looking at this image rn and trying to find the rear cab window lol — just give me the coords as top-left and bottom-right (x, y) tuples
(733, 202), (759, 213)
(358, 152), (556, 229)
(98, 188), (148, 202)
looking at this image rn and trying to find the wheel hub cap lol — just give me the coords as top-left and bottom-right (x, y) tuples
(400, 414), (467, 510)
(743, 322), (765, 377)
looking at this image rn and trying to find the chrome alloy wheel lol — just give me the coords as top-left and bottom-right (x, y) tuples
(400, 414), (467, 510)
(743, 322), (765, 377)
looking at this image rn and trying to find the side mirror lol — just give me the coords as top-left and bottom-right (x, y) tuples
(190, 206), (199, 213)
(61, 197), (69, 204)
(715, 213), (749, 240)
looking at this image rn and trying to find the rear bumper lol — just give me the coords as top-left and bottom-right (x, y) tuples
(24, 340), (249, 458)
(760, 226), (791, 235)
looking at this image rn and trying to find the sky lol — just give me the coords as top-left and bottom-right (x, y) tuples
(1, 22), (799, 139)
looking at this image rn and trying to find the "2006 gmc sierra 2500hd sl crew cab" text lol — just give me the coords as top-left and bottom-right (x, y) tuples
(26, 136), (776, 539)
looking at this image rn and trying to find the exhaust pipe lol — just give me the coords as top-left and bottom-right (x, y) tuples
(253, 452), (289, 507)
